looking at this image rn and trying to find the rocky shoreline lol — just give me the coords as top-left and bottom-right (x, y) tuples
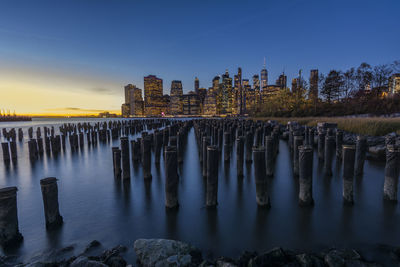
(2, 239), (400, 266)
(278, 121), (398, 162)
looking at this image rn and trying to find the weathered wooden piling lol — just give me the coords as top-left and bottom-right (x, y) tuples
(164, 146), (179, 209)
(1, 142), (10, 162)
(223, 131), (231, 162)
(354, 136), (367, 177)
(45, 137), (51, 153)
(383, 145), (400, 201)
(0, 187), (23, 247)
(120, 137), (130, 179)
(245, 131), (253, 163)
(37, 138), (44, 154)
(206, 146), (219, 208)
(236, 136), (244, 177)
(265, 136), (274, 176)
(141, 136), (152, 179)
(18, 129), (23, 141)
(169, 136), (177, 147)
(112, 148), (122, 179)
(299, 145), (314, 206)
(324, 135), (335, 176)
(9, 141), (17, 160)
(202, 136), (211, 177)
(342, 145), (356, 204)
(40, 178), (63, 229)
(293, 136), (303, 177)
(336, 130), (343, 159)
(308, 128), (315, 147)
(155, 131), (163, 164)
(28, 139), (38, 160)
(253, 146), (270, 207)
(318, 130), (325, 160)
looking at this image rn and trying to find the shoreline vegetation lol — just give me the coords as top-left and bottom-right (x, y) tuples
(254, 117), (400, 136)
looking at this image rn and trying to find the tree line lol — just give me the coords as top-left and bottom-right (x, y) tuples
(253, 60), (400, 117)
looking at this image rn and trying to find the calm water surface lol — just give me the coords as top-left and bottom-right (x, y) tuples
(0, 118), (399, 263)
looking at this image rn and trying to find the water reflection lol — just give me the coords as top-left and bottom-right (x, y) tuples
(0, 118), (399, 263)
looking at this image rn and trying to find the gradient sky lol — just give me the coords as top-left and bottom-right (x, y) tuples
(0, 0), (399, 115)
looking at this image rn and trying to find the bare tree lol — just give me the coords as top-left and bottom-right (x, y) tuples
(343, 68), (355, 100)
(392, 60), (400, 73)
(373, 64), (392, 89)
(356, 62), (372, 91)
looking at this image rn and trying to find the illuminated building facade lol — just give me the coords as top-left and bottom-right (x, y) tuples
(276, 73), (287, 89)
(121, 84), (144, 117)
(170, 80), (183, 115)
(389, 73), (400, 94)
(144, 75), (165, 115)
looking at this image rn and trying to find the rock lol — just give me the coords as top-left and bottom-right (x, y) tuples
(237, 251), (257, 267)
(104, 255), (127, 267)
(84, 240), (102, 254)
(133, 238), (202, 267)
(368, 145), (386, 161)
(295, 253), (325, 267)
(100, 245), (127, 261)
(216, 260), (238, 267)
(70, 256), (107, 267)
(324, 249), (361, 267)
(248, 247), (299, 267)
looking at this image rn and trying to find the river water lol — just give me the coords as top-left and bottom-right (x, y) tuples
(0, 118), (399, 264)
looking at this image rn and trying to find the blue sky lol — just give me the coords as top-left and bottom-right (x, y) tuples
(0, 0), (399, 113)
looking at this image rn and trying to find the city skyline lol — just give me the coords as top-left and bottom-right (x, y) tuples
(1, 0), (399, 115)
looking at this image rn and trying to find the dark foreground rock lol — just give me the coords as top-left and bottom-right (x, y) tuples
(7, 238), (400, 266)
(133, 239), (202, 266)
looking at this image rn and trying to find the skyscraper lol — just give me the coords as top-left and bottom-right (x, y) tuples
(261, 59), (268, 90)
(124, 84), (135, 104)
(121, 84), (144, 117)
(194, 77), (199, 94)
(220, 70), (232, 114)
(170, 80), (183, 96)
(237, 67), (243, 115)
(170, 80), (183, 115)
(144, 75), (164, 115)
(276, 73), (287, 89)
(253, 75), (260, 91)
(309, 69), (319, 101)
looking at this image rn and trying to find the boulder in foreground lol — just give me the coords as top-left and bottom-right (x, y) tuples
(133, 239), (202, 267)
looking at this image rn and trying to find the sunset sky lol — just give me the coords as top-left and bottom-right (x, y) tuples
(0, 0), (399, 116)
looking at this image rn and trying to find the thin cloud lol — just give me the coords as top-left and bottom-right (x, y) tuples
(87, 87), (117, 95)
(46, 107), (110, 112)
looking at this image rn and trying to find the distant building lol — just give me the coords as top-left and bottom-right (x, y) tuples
(121, 103), (130, 117)
(170, 80), (183, 115)
(121, 84), (144, 117)
(261, 85), (281, 104)
(144, 75), (165, 116)
(276, 73), (287, 89)
(291, 78), (298, 94)
(261, 63), (268, 90)
(203, 87), (217, 115)
(219, 70), (232, 114)
(389, 73), (400, 94)
(194, 77), (199, 94)
(197, 87), (207, 114)
(182, 91), (200, 115)
(309, 69), (319, 101)
(253, 75), (260, 91)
